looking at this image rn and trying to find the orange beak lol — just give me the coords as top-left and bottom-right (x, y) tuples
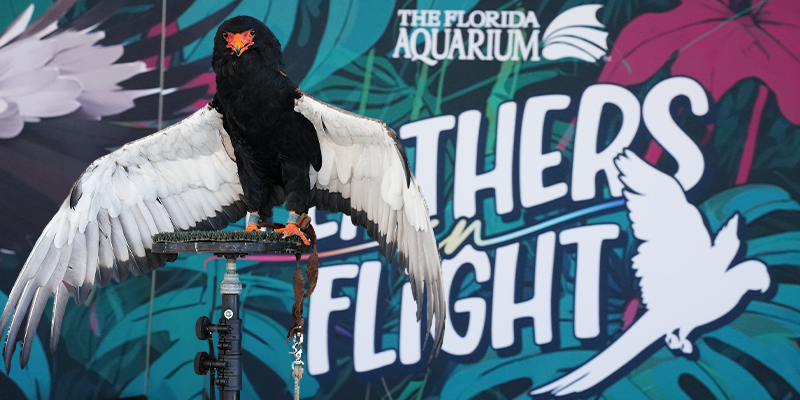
(224, 30), (254, 57)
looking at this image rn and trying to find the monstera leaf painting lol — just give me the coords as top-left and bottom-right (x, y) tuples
(599, 0), (800, 184)
(299, 0), (394, 89)
(41, 216), (322, 399)
(309, 55), (431, 127)
(2, 0), (800, 399)
(66, 251), (320, 400)
(0, 291), (50, 400)
(436, 184), (800, 399)
(178, 0), (298, 60)
(178, 0), (395, 89)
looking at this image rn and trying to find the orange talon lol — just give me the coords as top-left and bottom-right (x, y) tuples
(275, 222), (310, 245)
(245, 223), (260, 232)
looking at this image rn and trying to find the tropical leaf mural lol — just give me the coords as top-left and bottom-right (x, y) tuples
(1, 0), (799, 399)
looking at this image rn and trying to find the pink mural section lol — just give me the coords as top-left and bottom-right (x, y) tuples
(600, 0), (800, 183)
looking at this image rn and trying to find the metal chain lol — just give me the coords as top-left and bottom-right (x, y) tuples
(293, 366), (301, 400)
(291, 332), (304, 400)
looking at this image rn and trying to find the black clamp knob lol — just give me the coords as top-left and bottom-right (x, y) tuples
(196, 316), (233, 340)
(195, 351), (211, 375)
(196, 317), (212, 340)
(194, 351), (230, 375)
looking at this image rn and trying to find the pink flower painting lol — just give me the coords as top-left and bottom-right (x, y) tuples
(599, 0), (800, 183)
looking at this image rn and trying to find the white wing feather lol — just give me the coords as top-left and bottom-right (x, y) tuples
(0, 105), (247, 371)
(294, 92), (445, 354)
(613, 149), (710, 309)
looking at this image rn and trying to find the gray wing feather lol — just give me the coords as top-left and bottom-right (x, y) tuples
(295, 92), (446, 355)
(0, 105), (246, 371)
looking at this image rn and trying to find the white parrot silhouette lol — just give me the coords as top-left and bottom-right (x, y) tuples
(531, 149), (771, 397)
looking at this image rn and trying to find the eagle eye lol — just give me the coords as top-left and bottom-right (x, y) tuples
(222, 32), (229, 40)
(249, 29), (256, 36)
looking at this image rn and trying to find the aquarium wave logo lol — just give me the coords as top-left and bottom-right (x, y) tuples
(391, 5), (608, 65)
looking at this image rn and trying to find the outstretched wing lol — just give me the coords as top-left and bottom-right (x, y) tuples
(531, 312), (667, 397)
(294, 91), (445, 354)
(614, 149), (710, 309)
(0, 104), (246, 371)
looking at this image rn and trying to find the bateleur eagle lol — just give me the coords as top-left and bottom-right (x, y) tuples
(0, 15), (445, 371)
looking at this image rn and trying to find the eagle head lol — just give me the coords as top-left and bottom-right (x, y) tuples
(212, 16), (285, 75)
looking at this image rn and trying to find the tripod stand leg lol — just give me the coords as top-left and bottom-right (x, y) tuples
(218, 256), (243, 399)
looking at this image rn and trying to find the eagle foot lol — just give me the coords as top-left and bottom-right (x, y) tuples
(245, 223), (260, 232)
(275, 223), (311, 245)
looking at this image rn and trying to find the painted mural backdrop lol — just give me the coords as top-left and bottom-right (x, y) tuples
(1, 0), (799, 399)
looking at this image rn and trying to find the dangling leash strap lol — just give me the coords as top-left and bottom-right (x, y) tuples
(286, 222), (317, 400)
(287, 223), (317, 339)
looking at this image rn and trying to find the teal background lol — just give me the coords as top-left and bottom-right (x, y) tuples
(0, 0), (799, 399)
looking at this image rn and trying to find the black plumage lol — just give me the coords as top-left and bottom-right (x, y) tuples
(211, 16), (322, 219)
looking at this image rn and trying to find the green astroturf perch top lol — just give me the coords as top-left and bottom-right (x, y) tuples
(152, 230), (304, 244)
